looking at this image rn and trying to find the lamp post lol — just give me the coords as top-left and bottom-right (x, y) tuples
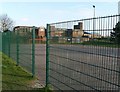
(93, 5), (95, 18)
(93, 5), (95, 39)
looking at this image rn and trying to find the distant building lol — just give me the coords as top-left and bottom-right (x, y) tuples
(13, 26), (33, 35)
(72, 22), (84, 43)
(13, 26), (46, 42)
(50, 26), (56, 37)
(37, 27), (46, 41)
(49, 22), (101, 43)
(73, 22), (83, 37)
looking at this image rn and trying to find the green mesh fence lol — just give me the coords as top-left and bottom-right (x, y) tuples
(47, 15), (120, 91)
(35, 43), (46, 87)
(0, 32), (1, 92)
(9, 31), (17, 62)
(0, 32), (1, 52)
(2, 31), (10, 56)
(2, 27), (47, 86)
(2, 27), (35, 76)
(18, 28), (33, 74)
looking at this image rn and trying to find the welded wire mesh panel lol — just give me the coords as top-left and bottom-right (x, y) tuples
(9, 31), (17, 62)
(0, 32), (2, 52)
(2, 32), (10, 56)
(48, 15), (120, 91)
(18, 28), (33, 73)
(2, 27), (35, 76)
(34, 27), (46, 86)
(2, 31), (18, 63)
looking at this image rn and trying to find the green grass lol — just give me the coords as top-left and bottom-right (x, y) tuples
(2, 53), (51, 91)
(49, 40), (119, 48)
(80, 40), (119, 48)
(2, 53), (35, 90)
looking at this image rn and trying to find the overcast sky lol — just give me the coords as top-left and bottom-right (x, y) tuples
(1, 1), (119, 27)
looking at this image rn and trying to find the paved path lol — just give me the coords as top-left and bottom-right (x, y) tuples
(35, 44), (46, 87)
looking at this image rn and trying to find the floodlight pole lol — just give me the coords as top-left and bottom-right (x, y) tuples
(93, 5), (95, 39)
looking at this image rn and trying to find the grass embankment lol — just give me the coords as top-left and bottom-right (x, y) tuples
(2, 53), (50, 91)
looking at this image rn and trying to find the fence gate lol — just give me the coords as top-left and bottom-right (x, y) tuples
(46, 15), (120, 91)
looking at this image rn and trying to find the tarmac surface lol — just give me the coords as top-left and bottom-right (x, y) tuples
(48, 44), (120, 90)
(16, 44), (120, 90)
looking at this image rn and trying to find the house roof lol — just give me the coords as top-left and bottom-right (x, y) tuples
(84, 32), (91, 34)
(82, 36), (89, 38)
(13, 26), (38, 31)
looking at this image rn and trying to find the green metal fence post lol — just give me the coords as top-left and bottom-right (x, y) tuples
(32, 26), (35, 77)
(4, 32), (7, 55)
(3, 33), (5, 54)
(8, 31), (11, 57)
(16, 30), (19, 66)
(6, 32), (8, 55)
(0, 32), (2, 52)
(118, 40), (120, 91)
(2, 33), (4, 53)
(46, 24), (50, 87)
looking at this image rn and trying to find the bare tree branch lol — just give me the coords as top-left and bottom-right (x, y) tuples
(0, 14), (14, 32)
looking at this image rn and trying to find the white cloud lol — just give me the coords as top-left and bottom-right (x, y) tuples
(21, 18), (29, 21)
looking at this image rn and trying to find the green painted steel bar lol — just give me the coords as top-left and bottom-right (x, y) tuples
(118, 43), (120, 91)
(8, 31), (11, 57)
(4, 33), (7, 55)
(2, 33), (4, 53)
(3, 33), (5, 53)
(3, 33), (5, 54)
(6, 32), (8, 55)
(46, 24), (50, 87)
(16, 30), (19, 65)
(0, 32), (2, 52)
(32, 26), (35, 77)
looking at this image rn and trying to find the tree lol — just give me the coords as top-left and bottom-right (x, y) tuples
(111, 21), (120, 44)
(0, 14), (14, 32)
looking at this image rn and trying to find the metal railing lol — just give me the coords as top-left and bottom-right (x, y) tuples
(2, 26), (46, 86)
(46, 15), (120, 91)
(2, 27), (35, 76)
(2, 14), (120, 91)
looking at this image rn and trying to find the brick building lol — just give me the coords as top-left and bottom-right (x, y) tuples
(13, 26), (46, 42)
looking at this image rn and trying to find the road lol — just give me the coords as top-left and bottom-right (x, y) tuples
(13, 44), (119, 90)
(35, 44), (46, 87)
(49, 44), (120, 90)
(10, 44), (46, 87)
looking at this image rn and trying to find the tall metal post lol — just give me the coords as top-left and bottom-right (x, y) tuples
(16, 30), (19, 65)
(118, 44), (120, 91)
(46, 24), (50, 87)
(32, 26), (35, 77)
(117, 27), (120, 91)
(4, 33), (7, 54)
(8, 31), (11, 57)
(0, 32), (1, 92)
(93, 5), (95, 39)
(0, 32), (2, 52)
(2, 33), (5, 53)
(3, 33), (5, 54)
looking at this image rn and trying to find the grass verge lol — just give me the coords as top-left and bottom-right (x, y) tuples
(2, 53), (51, 92)
(80, 40), (119, 48)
